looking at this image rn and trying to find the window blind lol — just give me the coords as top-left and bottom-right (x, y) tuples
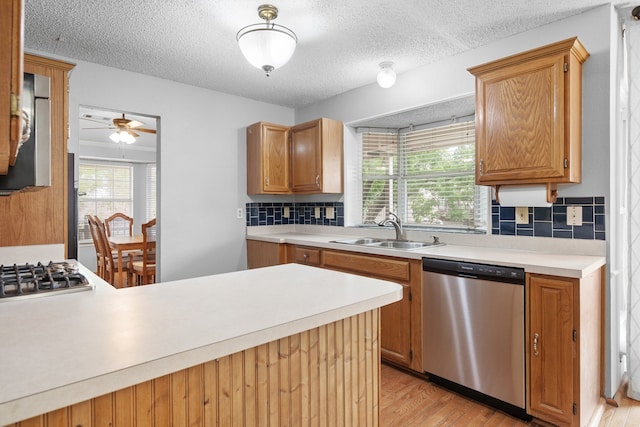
(146, 164), (156, 221)
(78, 162), (133, 241)
(361, 120), (487, 231)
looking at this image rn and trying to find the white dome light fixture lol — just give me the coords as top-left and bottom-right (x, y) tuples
(237, 4), (297, 77)
(377, 62), (396, 88)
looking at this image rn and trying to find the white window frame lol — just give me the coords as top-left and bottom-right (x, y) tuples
(357, 119), (489, 233)
(78, 160), (134, 243)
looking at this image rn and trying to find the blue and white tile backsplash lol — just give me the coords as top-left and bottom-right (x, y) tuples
(248, 197), (605, 241)
(492, 196), (605, 240)
(246, 202), (344, 227)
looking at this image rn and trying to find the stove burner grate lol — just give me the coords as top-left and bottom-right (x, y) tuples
(0, 261), (91, 300)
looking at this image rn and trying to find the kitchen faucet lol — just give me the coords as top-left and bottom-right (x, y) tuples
(378, 212), (406, 241)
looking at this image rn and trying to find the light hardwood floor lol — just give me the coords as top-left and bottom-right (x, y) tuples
(380, 364), (640, 427)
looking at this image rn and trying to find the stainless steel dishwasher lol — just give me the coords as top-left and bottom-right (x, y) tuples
(422, 258), (529, 420)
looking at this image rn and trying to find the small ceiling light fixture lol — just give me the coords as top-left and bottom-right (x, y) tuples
(633, 6), (640, 20)
(109, 129), (136, 144)
(377, 62), (396, 88)
(237, 4), (297, 76)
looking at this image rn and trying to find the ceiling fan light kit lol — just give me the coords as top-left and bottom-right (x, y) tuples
(377, 62), (396, 88)
(237, 4), (297, 76)
(110, 130), (136, 144)
(82, 113), (156, 145)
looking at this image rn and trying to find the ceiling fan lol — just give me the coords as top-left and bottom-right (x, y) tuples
(81, 113), (156, 144)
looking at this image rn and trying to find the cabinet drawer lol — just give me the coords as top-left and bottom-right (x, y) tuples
(293, 246), (321, 265)
(323, 250), (410, 282)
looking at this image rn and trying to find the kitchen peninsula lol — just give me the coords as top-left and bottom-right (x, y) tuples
(0, 263), (401, 426)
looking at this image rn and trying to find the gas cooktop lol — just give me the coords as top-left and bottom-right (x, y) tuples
(0, 261), (92, 301)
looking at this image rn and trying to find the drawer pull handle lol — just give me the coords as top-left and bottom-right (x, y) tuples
(533, 333), (539, 356)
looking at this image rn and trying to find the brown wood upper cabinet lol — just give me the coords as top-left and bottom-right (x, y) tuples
(0, 0), (24, 175)
(291, 118), (343, 194)
(246, 122), (290, 194)
(246, 118), (343, 195)
(468, 38), (589, 186)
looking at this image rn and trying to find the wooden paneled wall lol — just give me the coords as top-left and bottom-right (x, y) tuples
(8, 310), (381, 427)
(0, 54), (73, 252)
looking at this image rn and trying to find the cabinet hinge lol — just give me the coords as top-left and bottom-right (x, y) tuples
(564, 63), (568, 72)
(564, 158), (568, 168)
(10, 93), (20, 116)
(573, 403), (577, 415)
(408, 291), (412, 302)
(573, 329), (577, 342)
(409, 349), (413, 360)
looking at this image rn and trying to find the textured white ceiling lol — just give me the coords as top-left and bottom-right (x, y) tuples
(25, 0), (632, 113)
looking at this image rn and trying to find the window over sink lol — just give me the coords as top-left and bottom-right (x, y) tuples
(358, 119), (489, 232)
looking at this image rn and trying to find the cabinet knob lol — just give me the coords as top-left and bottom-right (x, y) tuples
(533, 332), (539, 356)
(303, 253), (309, 262)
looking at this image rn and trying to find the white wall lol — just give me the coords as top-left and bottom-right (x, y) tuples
(31, 55), (295, 281)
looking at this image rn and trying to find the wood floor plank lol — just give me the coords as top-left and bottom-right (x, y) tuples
(379, 364), (640, 427)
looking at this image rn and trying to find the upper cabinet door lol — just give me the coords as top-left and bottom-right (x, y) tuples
(291, 118), (343, 194)
(246, 122), (290, 194)
(469, 37), (589, 186)
(291, 119), (322, 193)
(0, 0), (24, 175)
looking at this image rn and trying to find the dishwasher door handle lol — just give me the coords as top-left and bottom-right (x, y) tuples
(533, 333), (539, 356)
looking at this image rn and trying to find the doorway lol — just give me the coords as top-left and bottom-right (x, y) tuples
(76, 105), (159, 282)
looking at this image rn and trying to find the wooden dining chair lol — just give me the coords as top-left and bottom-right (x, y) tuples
(105, 212), (134, 237)
(130, 218), (156, 285)
(94, 216), (133, 288)
(87, 215), (105, 278)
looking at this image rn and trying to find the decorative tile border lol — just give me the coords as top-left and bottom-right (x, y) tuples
(246, 202), (344, 227)
(492, 197), (605, 240)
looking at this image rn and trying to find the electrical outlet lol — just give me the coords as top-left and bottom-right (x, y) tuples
(236, 208), (243, 219)
(326, 206), (335, 219)
(283, 206), (290, 218)
(515, 207), (529, 225)
(567, 206), (583, 226)
(314, 207), (321, 218)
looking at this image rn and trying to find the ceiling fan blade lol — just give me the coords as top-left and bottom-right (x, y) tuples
(126, 120), (145, 128)
(134, 127), (157, 134)
(81, 117), (112, 125)
(129, 130), (140, 138)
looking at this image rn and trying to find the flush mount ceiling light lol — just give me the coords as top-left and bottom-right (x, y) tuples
(109, 129), (136, 144)
(377, 62), (396, 88)
(236, 4), (297, 77)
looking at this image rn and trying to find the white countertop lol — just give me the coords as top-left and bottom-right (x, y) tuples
(0, 263), (401, 425)
(247, 232), (606, 278)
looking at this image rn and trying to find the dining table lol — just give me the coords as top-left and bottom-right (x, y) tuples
(108, 234), (156, 287)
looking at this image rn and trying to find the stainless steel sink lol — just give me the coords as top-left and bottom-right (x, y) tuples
(334, 238), (385, 245)
(331, 237), (442, 250)
(370, 240), (432, 249)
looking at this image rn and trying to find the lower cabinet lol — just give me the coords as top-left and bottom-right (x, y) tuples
(527, 269), (603, 427)
(246, 240), (421, 371)
(246, 240), (286, 269)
